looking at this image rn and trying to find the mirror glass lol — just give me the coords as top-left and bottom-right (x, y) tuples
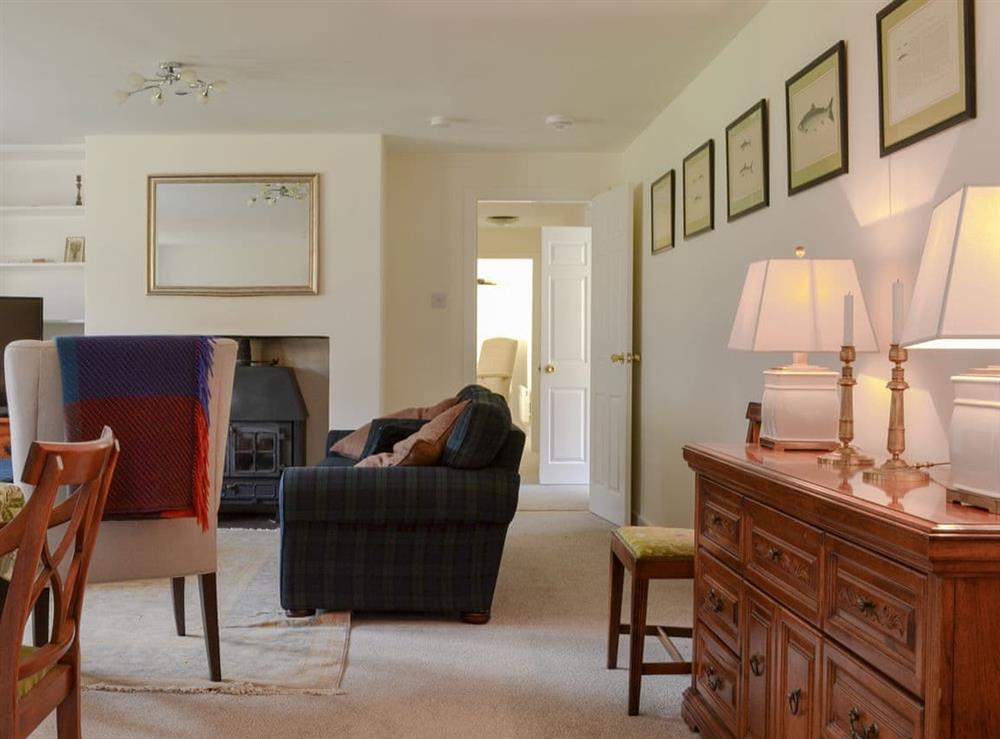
(148, 175), (318, 295)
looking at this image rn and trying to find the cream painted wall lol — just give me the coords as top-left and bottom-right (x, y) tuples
(623, 0), (1000, 527)
(84, 133), (384, 430)
(383, 151), (620, 411)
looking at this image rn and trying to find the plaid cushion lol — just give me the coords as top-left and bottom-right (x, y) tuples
(442, 386), (513, 470)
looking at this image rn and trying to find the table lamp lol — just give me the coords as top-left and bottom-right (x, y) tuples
(729, 252), (878, 450)
(901, 185), (1000, 511)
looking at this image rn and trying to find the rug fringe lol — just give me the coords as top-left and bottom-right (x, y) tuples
(83, 681), (345, 697)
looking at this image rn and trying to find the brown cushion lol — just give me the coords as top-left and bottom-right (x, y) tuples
(356, 401), (469, 468)
(330, 396), (460, 460)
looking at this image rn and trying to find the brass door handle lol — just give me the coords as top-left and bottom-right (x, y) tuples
(849, 707), (879, 739)
(705, 666), (722, 691)
(543, 364), (555, 374)
(707, 589), (725, 613)
(788, 688), (802, 716)
(749, 654), (764, 677)
(626, 352), (641, 363)
(610, 353), (625, 364)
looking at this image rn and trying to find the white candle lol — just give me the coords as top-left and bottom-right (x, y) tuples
(843, 292), (854, 346)
(892, 280), (904, 345)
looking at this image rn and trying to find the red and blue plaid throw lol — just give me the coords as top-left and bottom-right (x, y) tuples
(55, 336), (216, 530)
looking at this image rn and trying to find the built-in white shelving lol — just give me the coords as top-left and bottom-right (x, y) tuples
(0, 143), (86, 332)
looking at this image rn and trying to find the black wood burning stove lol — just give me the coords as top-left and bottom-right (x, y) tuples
(221, 355), (308, 512)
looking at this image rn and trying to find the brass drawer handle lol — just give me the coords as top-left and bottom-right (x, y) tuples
(788, 688), (802, 716)
(705, 665), (723, 691)
(707, 589), (725, 613)
(849, 707), (879, 739)
(710, 513), (723, 526)
(749, 654), (764, 677)
(768, 547), (783, 561)
(855, 597), (876, 615)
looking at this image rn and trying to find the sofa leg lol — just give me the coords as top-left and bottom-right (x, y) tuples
(461, 611), (491, 625)
(286, 608), (317, 618)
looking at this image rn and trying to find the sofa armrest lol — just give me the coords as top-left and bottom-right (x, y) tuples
(325, 429), (355, 452)
(280, 466), (519, 526)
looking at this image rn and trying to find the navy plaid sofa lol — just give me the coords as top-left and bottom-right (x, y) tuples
(279, 385), (525, 622)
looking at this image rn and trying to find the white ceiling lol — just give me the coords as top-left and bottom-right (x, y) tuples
(0, 0), (764, 151)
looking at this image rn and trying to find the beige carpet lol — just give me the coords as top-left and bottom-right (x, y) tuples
(517, 483), (590, 511)
(77, 529), (349, 696)
(38, 511), (696, 738)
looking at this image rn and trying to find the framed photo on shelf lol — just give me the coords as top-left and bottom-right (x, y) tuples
(683, 140), (714, 239)
(877, 0), (975, 157)
(785, 41), (848, 195)
(726, 99), (769, 221)
(650, 170), (675, 254)
(64, 236), (85, 263)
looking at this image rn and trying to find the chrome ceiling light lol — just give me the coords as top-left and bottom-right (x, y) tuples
(247, 183), (308, 206)
(113, 62), (227, 106)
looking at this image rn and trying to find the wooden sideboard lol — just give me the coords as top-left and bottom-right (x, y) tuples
(682, 443), (1000, 739)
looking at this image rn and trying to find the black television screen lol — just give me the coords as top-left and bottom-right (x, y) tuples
(0, 296), (44, 408)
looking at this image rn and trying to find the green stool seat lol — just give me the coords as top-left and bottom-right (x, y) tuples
(614, 526), (695, 560)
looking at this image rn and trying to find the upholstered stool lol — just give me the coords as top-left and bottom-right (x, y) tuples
(607, 526), (694, 715)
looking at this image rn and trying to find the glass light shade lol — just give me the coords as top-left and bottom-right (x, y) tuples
(209, 80), (227, 92)
(729, 258), (878, 353)
(179, 69), (200, 83)
(198, 91), (210, 104)
(902, 186), (1000, 349)
(151, 91), (164, 106)
(126, 72), (146, 88)
(112, 90), (131, 104)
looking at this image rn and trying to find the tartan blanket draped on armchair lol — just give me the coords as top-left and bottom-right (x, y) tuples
(279, 385), (524, 623)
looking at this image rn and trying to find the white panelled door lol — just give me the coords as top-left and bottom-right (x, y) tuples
(589, 184), (634, 525)
(538, 226), (592, 485)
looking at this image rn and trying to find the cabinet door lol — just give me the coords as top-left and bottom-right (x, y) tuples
(741, 587), (775, 739)
(774, 608), (822, 739)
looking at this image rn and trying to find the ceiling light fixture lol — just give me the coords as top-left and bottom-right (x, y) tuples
(247, 183), (308, 206)
(429, 116), (452, 128)
(113, 62), (227, 106)
(545, 114), (574, 131)
(486, 215), (520, 226)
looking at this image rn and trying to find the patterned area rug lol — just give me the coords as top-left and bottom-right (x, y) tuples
(77, 529), (349, 696)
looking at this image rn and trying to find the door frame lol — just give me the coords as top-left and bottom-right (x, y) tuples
(464, 188), (597, 385)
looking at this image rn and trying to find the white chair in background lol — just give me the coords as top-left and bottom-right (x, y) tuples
(476, 337), (519, 399)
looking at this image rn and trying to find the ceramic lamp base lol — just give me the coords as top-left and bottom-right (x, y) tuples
(947, 368), (1000, 510)
(760, 364), (839, 451)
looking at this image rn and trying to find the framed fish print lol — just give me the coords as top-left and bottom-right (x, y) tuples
(683, 140), (714, 239)
(725, 99), (769, 221)
(650, 170), (675, 254)
(877, 0), (975, 157)
(785, 41), (848, 195)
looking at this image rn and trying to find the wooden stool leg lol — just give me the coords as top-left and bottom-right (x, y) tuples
(628, 573), (649, 716)
(171, 577), (186, 636)
(607, 549), (625, 669)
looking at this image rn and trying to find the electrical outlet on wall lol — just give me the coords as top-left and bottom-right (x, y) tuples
(431, 293), (447, 309)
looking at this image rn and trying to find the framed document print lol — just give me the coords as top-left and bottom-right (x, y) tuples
(650, 170), (675, 254)
(877, 0), (975, 157)
(785, 41), (848, 195)
(726, 99), (769, 221)
(683, 140), (714, 239)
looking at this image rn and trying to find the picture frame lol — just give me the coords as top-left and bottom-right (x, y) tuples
(64, 236), (85, 263)
(683, 140), (714, 239)
(726, 99), (769, 221)
(877, 0), (975, 157)
(785, 41), (848, 195)
(650, 169), (675, 254)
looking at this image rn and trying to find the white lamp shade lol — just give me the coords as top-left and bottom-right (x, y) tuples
(902, 186), (1000, 349)
(729, 258), (878, 353)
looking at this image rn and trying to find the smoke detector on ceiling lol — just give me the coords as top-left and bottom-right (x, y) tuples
(486, 215), (519, 227)
(545, 114), (574, 131)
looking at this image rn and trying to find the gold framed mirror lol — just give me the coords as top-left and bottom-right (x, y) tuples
(147, 173), (319, 296)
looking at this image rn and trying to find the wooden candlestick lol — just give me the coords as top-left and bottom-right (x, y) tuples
(818, 345), (874, 468)
(863, 344), (929, 483)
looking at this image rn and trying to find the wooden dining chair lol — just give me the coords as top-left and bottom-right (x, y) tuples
(745, 401), (762, 444)
(0, 427), (119, 739)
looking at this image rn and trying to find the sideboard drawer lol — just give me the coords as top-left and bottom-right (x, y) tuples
(821, 642), (924, 739)
(696, 549), (742, 654)
(695, 624), (741, 737)
(745, 500), (823, 625)
(699, 478), (742, 570)
(824, 535), (926, 695)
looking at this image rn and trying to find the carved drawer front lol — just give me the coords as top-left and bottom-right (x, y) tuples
(824, 535), (926, 696)
(744, 499), (823, 625)
(741, 586), (776, 739)
(699, 478), (743, 571)
(774, 607), (823, 739)
(821, 642), (924, 739)
(695, 623), (741, 737)
(696, 549), (742, 654)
